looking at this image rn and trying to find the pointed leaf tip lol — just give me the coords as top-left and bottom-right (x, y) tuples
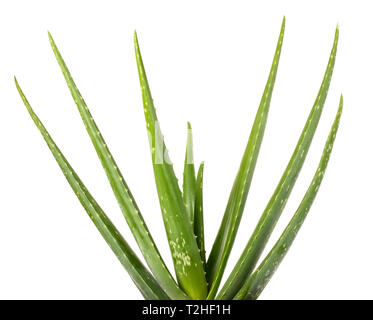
(47, 31), (53, 42)
(134, 31), (139, 46)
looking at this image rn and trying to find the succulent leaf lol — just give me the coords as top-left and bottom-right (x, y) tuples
(48, 33), (187, 300)
(206, 17), (285, 299)
(218, 26), (339, 300)
(15, 78), (169, 300)
(183, 122), (196, 225)
(17, 20), (341, 300)
(134, 32), (207, 300)
(194, 162), (206, 270)
(234, 96), (343, 300)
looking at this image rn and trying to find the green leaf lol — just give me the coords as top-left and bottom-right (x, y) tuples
(15, 78), (169, 300)
(217, 26), (339, 300)
(234, 95), (343, 300)
(206, 17), (286, 299)
(194, 162), (206, 270)
(134, 32), (207, 300)
(48, 33), (187, 300)
(183, 122), (196, 225)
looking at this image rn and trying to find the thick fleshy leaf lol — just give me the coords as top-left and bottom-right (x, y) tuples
(194, 162), (206, 270)
(183, 122), (196, 225)
(218, 27), (339, 300)
(234, 96), (343, 300)
(134, 32), (207, 300)
(15, 78), (169, 300)
(206, 17), (285, 299)
(48, 33), (187, 300)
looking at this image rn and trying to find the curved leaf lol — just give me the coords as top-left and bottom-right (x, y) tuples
(48, 33), (187, 300)
(235, 95), (343, 300)
(15, 78), (169, 300)
(206, 17), (286, 299)
(218, 26), (339, 300)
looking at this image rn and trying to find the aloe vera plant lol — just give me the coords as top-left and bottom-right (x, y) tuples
(16, 17), (342, 300)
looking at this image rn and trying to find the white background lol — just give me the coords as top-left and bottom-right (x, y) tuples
(0, 0), (371, 299)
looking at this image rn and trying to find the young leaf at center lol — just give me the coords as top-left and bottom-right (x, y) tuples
(134, 32), (207, 300)
(183, 122), (196, 225)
